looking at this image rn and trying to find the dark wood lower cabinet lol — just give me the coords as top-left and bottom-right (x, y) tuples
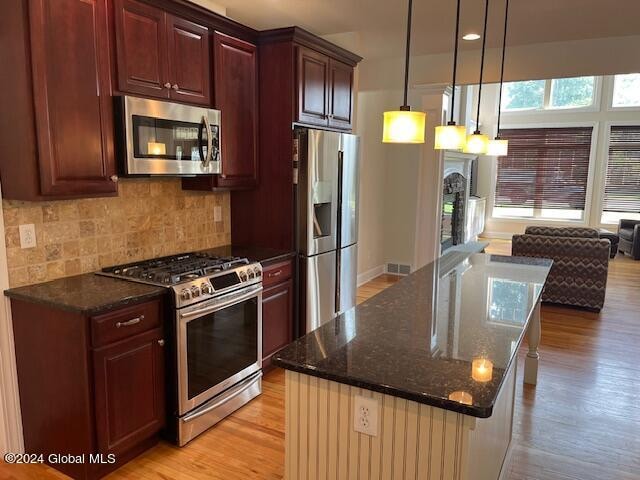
(10, 297), (165, 480)
(261, 259), (294, 369)
(93, 329), (165, 457)
(262, 279), (293, 369)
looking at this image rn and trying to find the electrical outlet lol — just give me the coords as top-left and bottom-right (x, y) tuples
(19, 224), (37, 249)
(353, 395), (378, 436)
(214, 206), (222, 222)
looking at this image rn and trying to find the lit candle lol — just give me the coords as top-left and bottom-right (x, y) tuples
(472, 358), (493, 382)
(448, 391), (473, 405)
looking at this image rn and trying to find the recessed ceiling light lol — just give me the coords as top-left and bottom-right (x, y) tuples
(463, 33), (481, 41)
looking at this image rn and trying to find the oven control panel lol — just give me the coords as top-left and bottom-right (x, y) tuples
(173, 262), (262, 308)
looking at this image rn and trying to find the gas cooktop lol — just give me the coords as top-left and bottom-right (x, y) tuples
(99, 252), (250, 286)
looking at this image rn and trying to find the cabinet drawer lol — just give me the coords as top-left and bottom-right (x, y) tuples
(262, 259), (293, 288)
(91, 299), (161, 347)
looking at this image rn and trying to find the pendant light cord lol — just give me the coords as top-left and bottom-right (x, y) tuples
(402, 0), (413, 109)
(475, 0), (490, 132)
(496, 0), (510, 137)
(449, 0), (462, 124)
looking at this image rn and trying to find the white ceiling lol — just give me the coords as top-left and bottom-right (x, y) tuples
(209, 0), (640, 60)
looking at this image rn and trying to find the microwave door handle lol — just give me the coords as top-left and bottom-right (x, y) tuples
(202, 116), (213, 169)
(198, 117), (206, 164)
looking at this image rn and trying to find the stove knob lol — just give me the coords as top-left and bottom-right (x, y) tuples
(248, 271), (255, 279)
(239, 271), (248, 282)
(254, 267), (262, 277)
(191, 286), (201, 297)
(180, 289), (191, 301)
(201, 283), (214, 295)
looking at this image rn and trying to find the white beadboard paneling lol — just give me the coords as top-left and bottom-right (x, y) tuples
(284, 368), (516, 480)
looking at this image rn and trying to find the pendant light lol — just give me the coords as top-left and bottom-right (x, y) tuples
(382, 0), (426, 144)
(464, 0), (491, 154)
(487, 0), (510, 156)
(434, 0), (466, 150)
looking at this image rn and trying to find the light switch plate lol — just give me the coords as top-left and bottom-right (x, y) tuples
(19, 224), (37, 249)
(353, 395), (378, 436)
(214, 206), (222, 222)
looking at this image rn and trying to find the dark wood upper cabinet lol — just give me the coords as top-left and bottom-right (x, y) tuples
(114, 0), (211, 106)
(296, 46), (330, 127)
(328, 59), (354, 130)
(93, 329), (165, 457)
(182, 32), (258, 191)
(167, 15), (211, 105)
(0, 0), (117, 200)
(114, 0), (168, 98)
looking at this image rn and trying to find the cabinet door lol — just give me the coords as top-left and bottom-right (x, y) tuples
(328, 59), (354, 130)
(29, 0), (117, 196)
(93, 329), (165, 456)
(167, 15), (211, 106)
(213, 32), (258, 188)
(262, 279), (293, 368)
(114, 0), (169, 99)
(296, 47), (329, 127)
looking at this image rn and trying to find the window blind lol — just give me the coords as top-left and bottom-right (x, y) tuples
(495, 127), (593, 211)
(603, 125), (640, 213)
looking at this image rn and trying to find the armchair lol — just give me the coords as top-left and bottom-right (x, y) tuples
(618, 219), (640, 260)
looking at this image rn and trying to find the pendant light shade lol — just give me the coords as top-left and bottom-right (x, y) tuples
(382, 0), (426, 144)
(383, 110), (427, 144)
(434, 124), (467, 149)
(466, 0), (490, 155)
(487, 138), (508, 156)
(491, 0), (511, 156)
(435, 0), (465, 151)
(464, 132), (490, 154)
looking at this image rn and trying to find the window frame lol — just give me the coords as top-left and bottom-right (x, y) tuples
(488, 121), (599, 225)
(606, 74), (640, 112)
(501, 77), (602, 115)
(597, 120), (640, 226)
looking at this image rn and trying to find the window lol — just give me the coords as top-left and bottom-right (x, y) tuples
(601, 125), (640, 224)
(494, 127), (594, 221)
(612, 74), (640, 108)
(501, 77), (596, 112)
(550, 77), (595, 109)
(501, 80), (545, 111)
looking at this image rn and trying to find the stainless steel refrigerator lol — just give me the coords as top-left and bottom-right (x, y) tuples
(294, 128), (360, 334)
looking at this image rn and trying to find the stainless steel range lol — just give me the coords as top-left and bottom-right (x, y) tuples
(99, 252), (263, 446)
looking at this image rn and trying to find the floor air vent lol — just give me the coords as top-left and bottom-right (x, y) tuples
(387, 263), (411, 275)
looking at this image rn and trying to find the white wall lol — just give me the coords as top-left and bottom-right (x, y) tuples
(473, 76), (640, 238)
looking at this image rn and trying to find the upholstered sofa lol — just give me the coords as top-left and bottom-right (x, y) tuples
(618, 219), (640, 260)
(512, 226), (610, 311)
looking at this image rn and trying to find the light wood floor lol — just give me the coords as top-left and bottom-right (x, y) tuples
(2, 243), (639, 480)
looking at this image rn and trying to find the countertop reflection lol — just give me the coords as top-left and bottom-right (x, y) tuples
(272, 253), (551, 418)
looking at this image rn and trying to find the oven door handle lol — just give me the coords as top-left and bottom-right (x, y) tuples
(182, 371), (262, 422)
(179, 286), (262, 319)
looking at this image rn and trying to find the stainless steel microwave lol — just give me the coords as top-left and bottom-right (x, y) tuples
(115, 96), (221, 176)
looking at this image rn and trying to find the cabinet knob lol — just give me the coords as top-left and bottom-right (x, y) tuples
(158, 339), (165, 346)
(172, 84), (179, 91)
(110, 175), (118, 183)
(164, 82), (172, 89)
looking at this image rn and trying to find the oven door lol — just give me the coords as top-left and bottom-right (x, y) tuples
(119, 95), (221, 176)
(177, 285), (262, 415)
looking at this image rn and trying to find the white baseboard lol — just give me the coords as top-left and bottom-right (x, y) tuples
(481, 232), (514, 240)
(357, 264), (385, 287)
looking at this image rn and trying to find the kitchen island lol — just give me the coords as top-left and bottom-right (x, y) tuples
(272, 253), (551, 480)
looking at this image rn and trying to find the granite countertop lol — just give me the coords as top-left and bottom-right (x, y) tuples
(4, 274), (166, 315)
(200, 245), (295, 265)
(272, 253), (552, 418)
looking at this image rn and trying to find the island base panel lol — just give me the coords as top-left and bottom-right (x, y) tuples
(284, 365), (516, 480)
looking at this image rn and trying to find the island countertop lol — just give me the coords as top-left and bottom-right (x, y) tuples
(272, 253), (551, 418)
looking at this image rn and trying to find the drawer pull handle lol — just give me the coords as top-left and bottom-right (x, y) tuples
(269, 270), (282, 278)
(116, 315), (144, 328)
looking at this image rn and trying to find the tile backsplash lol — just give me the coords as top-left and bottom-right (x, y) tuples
(3, 178), (231, 287)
